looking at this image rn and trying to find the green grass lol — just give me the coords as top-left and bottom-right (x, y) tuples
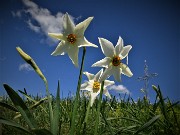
(0, 86), (180, 135)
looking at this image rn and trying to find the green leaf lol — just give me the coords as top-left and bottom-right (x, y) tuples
(101, 112), (114, 134)
(167, 101), (179, 111)
(18, 89), (36, 102)
(135, 115), (161, 134)
(152, 85), (168, 120)
(114, 125), (137, 135)
(14, 97), (48, 119)
(0, 101), (18, 112)
(52, 81), (60, 135)
(118, 117), (142, 125)
(107, 117), (142, 125)
(18, 89), (47, 114)
(0, 116), (31, 134)
(3, 84), (37, 129)
(123, 125), (137, 131)
(30, 97), (47, 109)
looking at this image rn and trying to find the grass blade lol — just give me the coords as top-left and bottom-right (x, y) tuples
(152, 85), (168, 120)
(101, 112), (114, 134)
(118, 117), (142, 125)
(135, 115), (161, 134)
(167, 101), (179, 111)
(114, 125), (137, 135)
(18, 90), (48, 114)
(30, 97), (47, 109)
(52, 81), (60, 135)
(18, 89), (37, 102)
(0, 116), (31, 134)
(3, 84), (37, 129)
(0, 101), (18, 112)
(14, 97), (48, 119)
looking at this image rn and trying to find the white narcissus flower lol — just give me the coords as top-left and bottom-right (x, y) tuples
(92, 37), (133, 82)
(48, 13), (98, 67)
(80, 69), (115, 106)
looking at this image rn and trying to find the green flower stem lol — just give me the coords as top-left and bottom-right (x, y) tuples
(85, 97), (91, 124)
(44, 80), (54, 132)
(82, 97), (91, 134)
(70, 47), (86, 135)
(94, 81), (104, 135)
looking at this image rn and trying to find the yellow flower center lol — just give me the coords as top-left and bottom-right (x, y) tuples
(67, 34), (76, 44)
(112, 56), (121, 66)
(93, 81), (100, 93)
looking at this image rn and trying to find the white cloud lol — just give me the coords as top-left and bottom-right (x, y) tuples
(27, 19), (41, 33)
(108, 85), (130, 94)
(13, 0), (76, 45)
(12, 10), (22, 18)
(22, 0), (64, 33)
(19, 63), (33, 71)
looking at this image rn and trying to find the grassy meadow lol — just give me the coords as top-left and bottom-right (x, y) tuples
(0, 85), (180, 135)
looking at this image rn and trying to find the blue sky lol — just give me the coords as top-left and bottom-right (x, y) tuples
(0, 0), (179, 102)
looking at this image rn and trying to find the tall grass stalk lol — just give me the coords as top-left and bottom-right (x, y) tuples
(70, 47), (86, 135)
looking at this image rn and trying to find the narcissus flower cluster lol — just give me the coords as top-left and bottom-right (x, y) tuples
(49, 13), (133, 106)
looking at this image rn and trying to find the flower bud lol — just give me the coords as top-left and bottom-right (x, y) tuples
(16, 47), (46, 82)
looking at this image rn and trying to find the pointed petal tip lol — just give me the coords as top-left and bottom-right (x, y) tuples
(91, 64), (96, 67)
(73, 62), (79, 68)
(48, 32), (55, 35)
(51, 51), (59, 56)
(48, 33), (57, 38)
(51, 52), (55, 56)
(48, 33), (53, 36)
(119, 36), (122, 38)
(98, 37), (102, 41)
(88, 16), (94, 20)
(127, 45), (132, 49)
(129, 73), (133, 77)
(65, 12), (69, 15)
(118, 36), (123, 41)
(74, 64), (79, 68)
(93, 44), (98, 48)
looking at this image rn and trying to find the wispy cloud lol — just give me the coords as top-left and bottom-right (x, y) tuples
(19, 63), (33, 71)
(12, 0), (75, 45)
(108, 85), (130, 94)
(12, 10), (22, 18)
(27, 19), (41, 33)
